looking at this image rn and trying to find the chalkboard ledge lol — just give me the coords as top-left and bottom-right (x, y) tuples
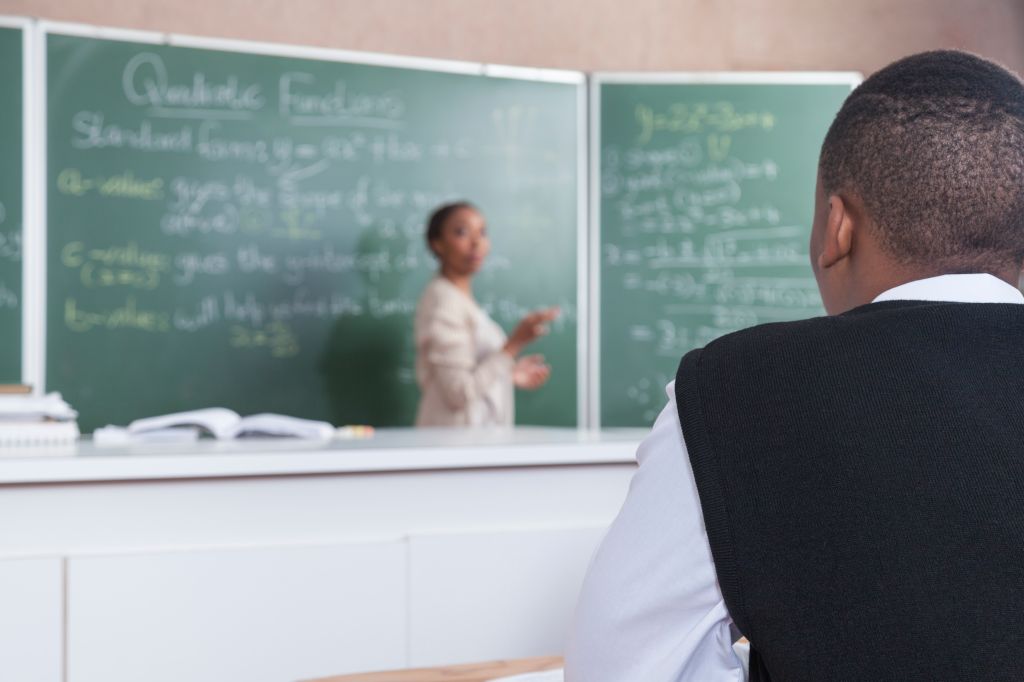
(0, 427), (645, 484)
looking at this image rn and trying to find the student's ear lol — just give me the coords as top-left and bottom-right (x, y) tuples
(817, 194), (855, 270)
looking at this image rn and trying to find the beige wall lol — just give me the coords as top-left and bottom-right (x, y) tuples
(1, 0), (1023, 78)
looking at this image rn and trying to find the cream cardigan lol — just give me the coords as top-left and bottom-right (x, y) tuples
(414, 277), (515, 427)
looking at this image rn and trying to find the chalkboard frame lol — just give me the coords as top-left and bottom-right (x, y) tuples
(589, 72), (861, 427)
(36, 20), (590, 424)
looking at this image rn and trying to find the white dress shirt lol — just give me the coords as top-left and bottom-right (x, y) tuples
(565, 274), (1024, 682)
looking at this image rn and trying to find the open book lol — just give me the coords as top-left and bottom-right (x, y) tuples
(127, 408), (335, 440)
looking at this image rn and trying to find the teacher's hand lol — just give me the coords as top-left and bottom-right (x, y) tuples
(513, 354), (551, 390)
(504, 307), (560, 357)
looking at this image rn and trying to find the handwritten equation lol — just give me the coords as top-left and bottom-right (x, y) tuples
(601, 90), (828, 425)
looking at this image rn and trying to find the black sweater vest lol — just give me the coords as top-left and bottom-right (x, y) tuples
(675, 301), (1024, 681)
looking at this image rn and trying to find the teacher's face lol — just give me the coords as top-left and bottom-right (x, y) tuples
(432, 207), (490, 276)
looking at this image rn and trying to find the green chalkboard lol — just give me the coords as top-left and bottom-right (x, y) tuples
(47, 34), (580, 432)
(598, 78), (855, 426)
(0, 26), (22, 383)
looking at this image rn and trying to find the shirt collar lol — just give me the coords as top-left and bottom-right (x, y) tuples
(872, 273), (1024, 305)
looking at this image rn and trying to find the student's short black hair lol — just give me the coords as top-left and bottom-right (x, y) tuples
(819, 50), (1024, 272)
(425, 201), (477, 257)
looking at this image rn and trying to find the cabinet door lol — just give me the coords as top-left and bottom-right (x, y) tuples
(408, 526), (606, 666)
(68, 541), (406, 682)
(0, 558), (63, 682)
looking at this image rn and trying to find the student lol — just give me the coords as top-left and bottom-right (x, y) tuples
(414, 202), (558, 427)
(566, 50), (1024, 681)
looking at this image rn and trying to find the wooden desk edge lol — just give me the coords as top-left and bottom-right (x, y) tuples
(302, 656), (563, 682)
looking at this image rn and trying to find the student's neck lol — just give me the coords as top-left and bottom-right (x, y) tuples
(440, 269), (474, 296)
(855, 265), (1020, 308)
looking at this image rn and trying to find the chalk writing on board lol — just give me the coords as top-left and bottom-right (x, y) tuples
(47, 36), (580, 430)
(0, 285), (15, 310)
(0, 226), (16, 310)
(57, 168), (165, 200)
(122, 52), (265, 113)
(71, 112), (194, 152)
(229, 322), (299, 357)
(635, 101), (775, 144)
(0, 226), (20, 262)
(0, 219), (21, 310)
(59, 97), (536, 312)
(64, 297), (171, 333)
(280, 71), (405, 128)
(603, 93), (829, 425)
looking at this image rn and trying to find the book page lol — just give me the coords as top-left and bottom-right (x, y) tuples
(128, 407), (240, 440)
(231, 413), (334, 439)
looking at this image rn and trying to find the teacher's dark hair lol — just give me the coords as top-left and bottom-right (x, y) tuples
(819, 50), (1024, 272)
(425, 201), (478, 258)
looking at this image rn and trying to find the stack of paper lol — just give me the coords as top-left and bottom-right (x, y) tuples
(0, 389), (80, 446)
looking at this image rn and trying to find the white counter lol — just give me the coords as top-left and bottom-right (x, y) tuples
(0, 426), (646, 484)
(0, 426), (644, 682)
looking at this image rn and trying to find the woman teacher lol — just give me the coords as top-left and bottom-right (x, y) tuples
(414, 202), (559, 427)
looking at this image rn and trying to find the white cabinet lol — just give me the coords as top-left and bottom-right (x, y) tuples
(59, 525), (611, 681)
(0, 431), (639, 678)
(408, 526), (606, 666)
(0, 558), (63, 682)
(67, 542), (407, 682)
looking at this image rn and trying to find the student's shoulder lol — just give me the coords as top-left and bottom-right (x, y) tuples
(699, 300), (953, 357)
(675, 315), (844, 395)
(697, 313), (841, 360)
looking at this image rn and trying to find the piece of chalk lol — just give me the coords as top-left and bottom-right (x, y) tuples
(336, 425), (375, 439)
